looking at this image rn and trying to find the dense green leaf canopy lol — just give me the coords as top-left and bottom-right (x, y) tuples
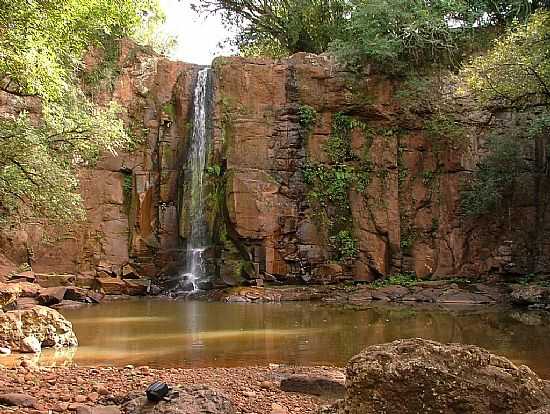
(0, 0), (163, 225)
(464, 10), (550, 108)
(192, 0), (350, 56)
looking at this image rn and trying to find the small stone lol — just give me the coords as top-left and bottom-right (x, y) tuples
(74, 395), (87, 403)
(88, 391), (99, 402)
(269, 363), (280, 369)
(138, 366), (149, 374)
(242, 390), (256, 397)
(53, 402), (70, 412)
(260, 381), (273, 389)
(0, 346), (11, 355)
(271, 403), (289, 414)
(95, 385), (109, 395)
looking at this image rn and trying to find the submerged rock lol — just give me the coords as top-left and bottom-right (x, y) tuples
(338, 338), (550, 414)
(122, 385), (235, 414)
(0, 305), (77, 353)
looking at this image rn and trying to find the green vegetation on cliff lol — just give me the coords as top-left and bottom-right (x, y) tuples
(0, 0), (166, 225)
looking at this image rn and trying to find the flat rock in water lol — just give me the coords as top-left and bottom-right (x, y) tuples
(122, 385), (235, 414)
(340, 338), (550, 414)
(37, 287), (67, 306)
(0, 392), (37, 408)
(52, 300), (87, 309)
(280, 372), (345, 397)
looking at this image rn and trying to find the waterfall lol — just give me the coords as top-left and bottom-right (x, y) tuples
(182, 67), (211, 291)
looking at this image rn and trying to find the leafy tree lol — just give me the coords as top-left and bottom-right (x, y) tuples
(330, 0), (482, 72)
(463, 10), (550, 270)
(329, 0), (548, 72)
(461, 135), (527, 215)
(191, 0), (350, 55)
(0, 0), (163, 225)
(464, 10), (550, 108)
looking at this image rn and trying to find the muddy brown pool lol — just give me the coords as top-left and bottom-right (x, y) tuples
(17, 299), (550, 378)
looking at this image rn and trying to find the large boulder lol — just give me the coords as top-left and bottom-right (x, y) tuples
(340, 338), (550, 414)
(0, 305), (77, 353)
(122, 385), (235, 414)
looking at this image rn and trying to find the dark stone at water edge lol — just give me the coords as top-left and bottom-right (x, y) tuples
(122, 385), (235, 414)
(280, 373), (345, 397)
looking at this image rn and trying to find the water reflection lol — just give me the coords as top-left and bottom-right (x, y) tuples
(9, 299), (550, 378)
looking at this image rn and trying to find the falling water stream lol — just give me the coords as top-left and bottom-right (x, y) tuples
(182, 67), (211, 291)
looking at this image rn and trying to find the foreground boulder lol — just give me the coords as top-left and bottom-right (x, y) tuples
(122, 385), (235, 414)
(339, 338), (550, 414)
(0, 305), (77, 353)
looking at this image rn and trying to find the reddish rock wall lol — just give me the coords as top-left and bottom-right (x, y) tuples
(1, 46), (548, 283)
(211, 54), (550, 282)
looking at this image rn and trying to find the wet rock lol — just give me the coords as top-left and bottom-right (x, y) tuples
(64, 286), (91, 302)
(122, 264), (140, 279)
(37, 287), (67, 306)
(342, 338), (550, 414)
(97, 278), (127, 295)
(0, 392), (38, 408)
(0, 305), (77, 352)
(122, 385), (235, 413)
(123, 280), (147, 296)
(511, 285), (550, 306)
(52, 300), (87, 310)
(371, 286), (410, 301)
(437, 289), (495, 304)
(401, 287), (444, 303)
(280, 372), (345, 397)
(62, 286), (103, 304)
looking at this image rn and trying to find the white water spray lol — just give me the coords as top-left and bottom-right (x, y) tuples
(182, 68), (211, 291)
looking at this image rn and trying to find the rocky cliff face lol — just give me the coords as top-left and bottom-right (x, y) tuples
(0, 40), (201, 278)
(1, 43), (548, 283)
